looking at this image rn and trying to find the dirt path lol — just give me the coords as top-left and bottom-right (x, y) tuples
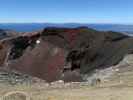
(0, 84), (133, 100)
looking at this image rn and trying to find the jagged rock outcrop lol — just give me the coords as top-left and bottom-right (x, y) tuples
(0, 27), (133, 82)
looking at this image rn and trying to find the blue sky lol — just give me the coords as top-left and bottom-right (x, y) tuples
(0, 0), (133, 24)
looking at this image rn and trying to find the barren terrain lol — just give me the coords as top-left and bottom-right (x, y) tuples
(0, 54), (133, 100)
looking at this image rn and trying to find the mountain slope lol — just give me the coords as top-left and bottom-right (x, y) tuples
(0, 27), (133, 82)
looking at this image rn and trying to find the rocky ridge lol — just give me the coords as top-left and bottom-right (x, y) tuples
(0, 27), (133, 83)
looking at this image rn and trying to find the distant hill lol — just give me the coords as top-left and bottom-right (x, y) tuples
(0, 29), (18, 39)
(0, 23), (133, 35)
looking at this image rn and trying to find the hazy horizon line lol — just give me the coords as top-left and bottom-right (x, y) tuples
(0, 22), (133, 25)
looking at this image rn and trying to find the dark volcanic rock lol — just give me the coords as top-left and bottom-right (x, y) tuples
(0, 27), (133, 82)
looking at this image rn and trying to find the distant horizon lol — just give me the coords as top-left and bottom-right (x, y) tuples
(0, 22), (133, 25)
(1, 22), (133, 33)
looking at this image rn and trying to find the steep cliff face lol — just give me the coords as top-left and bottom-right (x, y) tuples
(0, 27), (133, 82)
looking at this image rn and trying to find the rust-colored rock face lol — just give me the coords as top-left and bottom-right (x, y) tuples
(0, 27), (133, 82)
(8, 39), (66, 82)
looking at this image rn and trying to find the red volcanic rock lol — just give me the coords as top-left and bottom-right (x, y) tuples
(63, 29), (79, 47)
(0, 27), (133, 82)
(8, 39), (66, 82)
